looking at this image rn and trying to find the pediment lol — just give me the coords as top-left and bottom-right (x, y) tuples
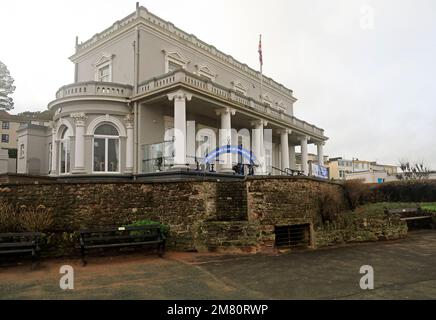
(95, 53), (114, 66)
(166, 50), (187, 64)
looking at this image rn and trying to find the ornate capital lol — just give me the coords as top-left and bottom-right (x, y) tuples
(167, 89), (192, 102)
(70, 112), (87, 126)
(124, 113), (134, 129)
(215, 107), (236, 116)
(297, 135), (310, 143)
(250, 119), (268, 128)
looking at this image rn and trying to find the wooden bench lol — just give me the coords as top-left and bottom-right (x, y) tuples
(79, 224), (166, 266)
(385, 207), (433, 228)
(0, 232), (42, 269)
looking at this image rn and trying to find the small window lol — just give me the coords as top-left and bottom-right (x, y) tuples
(1, 134), (9, 143)
(264, 100), (272, 107)
(168, 61), (183, 73)
(98, 65), (110, 82)
(2, 121), (9, 129)
(235, 87), (246, 96)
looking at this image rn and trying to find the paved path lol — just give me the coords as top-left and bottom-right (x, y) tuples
(1, 230), (435, 299)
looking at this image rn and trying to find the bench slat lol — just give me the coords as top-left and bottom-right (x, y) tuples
(0, 242), (34, 248)
(79, 225), (160, 234)
(85, 240), (163, 249)
(84, 234), (159, 243)
(0, 249), (34, 254)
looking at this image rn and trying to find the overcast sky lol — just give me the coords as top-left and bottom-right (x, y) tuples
(1, 0), (435, 167)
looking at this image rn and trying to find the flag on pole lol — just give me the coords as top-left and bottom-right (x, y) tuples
(258, 34), (263, 67)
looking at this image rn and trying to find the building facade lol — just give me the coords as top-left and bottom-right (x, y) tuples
(18, 4), (328, 177)
(327, 157), (398, 182)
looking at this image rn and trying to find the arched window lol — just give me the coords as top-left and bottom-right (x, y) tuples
(93, 123), (120, 172)
(59, 127), (71, 174)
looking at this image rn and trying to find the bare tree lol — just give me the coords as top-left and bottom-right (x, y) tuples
(0, 61), (16, 111)
(397, 159), (431, 180)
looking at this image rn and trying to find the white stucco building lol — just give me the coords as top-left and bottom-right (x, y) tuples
(18, 4), (328, 178)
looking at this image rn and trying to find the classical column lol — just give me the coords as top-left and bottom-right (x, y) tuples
(71, 112), (87, 173)
(289, 145), (296, 170)
(167, 90), (192, 169)
(299, 135), (309, 175)
(317, 141), (325, 166)
(216, 107), (235, 173)
(280, 129), (290, 171)
(125, 114), (134, 173)
(251, 119), (267, 175)
(50, 124), (58, 176)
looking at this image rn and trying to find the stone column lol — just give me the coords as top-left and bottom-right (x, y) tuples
(71, 112), (87, 173)
(167, 90), (192, 169)
(251, 119), (267, 175)
(289, 145), (296, 170)
(317, 141), (325, 166)
(299, 135), (309, 175)
(50, 125), (57, 176)
(125, 114), (134, 173)
(280, 129), (290, 171)
(216, 107), (235, 173)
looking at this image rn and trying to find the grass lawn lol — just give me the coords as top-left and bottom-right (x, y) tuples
(343, 202), (436, 218)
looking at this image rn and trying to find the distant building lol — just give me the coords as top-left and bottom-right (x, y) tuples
(326, 157), (398, 182)
(0, 110), (53, 173)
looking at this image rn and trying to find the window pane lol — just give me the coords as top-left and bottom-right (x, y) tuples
(99, 65), (109, 77)
(95, 124), (118, 136)
(60, 141), (69, 173)
(168, 61), (182, 72)
(93, 138), (106, 172)
(61, 127), (71, 139)
(108, 139), (119, 172)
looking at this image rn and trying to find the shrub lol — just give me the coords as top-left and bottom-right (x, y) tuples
(343, 180), (371, 209)
(318, 185), (343, 224)
(18, 204), (54, 232)
(0, 202), (20, 232)
(373, 181), (436, 202)
(128, 219), (170, 236)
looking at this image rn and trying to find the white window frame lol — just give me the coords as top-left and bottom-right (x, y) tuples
(96, 62), (112, 82)
(232, 81), (247, 96)
(48, 142), (52, 174)
(263, 94), (273, 107)
(59, 132), (71, 175)
(92, 125), (121, 174)
(94, 53), (114, 82)
(163, 50), (187, 73)
(197, 65), (216, 81)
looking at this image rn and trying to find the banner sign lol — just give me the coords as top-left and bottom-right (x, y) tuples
(311, 163), (329, 179)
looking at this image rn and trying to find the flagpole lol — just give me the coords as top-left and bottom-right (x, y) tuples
(259, 34), (263, 101)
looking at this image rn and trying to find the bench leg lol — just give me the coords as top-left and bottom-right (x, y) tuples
(80, 246), (87, 267)
(31, 249), (39, 271)
(158, 243), (165, 258)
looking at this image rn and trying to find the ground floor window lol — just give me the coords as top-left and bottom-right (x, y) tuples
(93, 124), (120, 173)
(59, 127), (71, 174)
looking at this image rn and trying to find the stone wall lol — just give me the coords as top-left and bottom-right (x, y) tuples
(0, 176), (408, 256)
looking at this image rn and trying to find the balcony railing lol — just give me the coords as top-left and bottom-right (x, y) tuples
(55, 82), (133, 99)
(138, 70), (325, 138)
